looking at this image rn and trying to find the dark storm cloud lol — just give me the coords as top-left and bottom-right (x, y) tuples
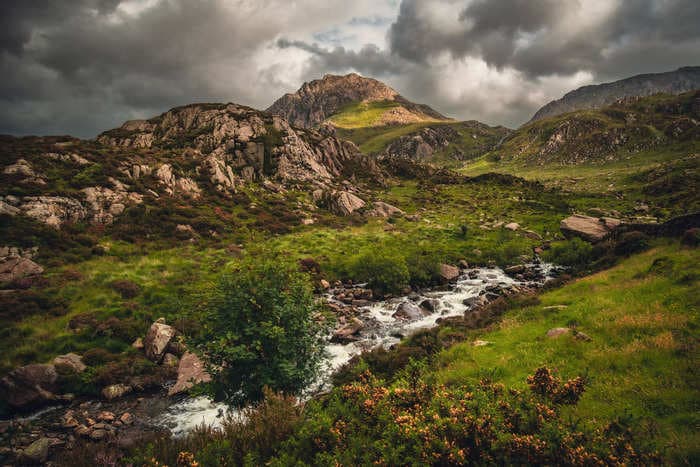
(2, 0), (700, 137)
(388, 0), (700, 78)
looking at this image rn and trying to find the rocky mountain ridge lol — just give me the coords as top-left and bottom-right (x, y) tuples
(267, 73), (449, 128)
(529, 66), (700, 123)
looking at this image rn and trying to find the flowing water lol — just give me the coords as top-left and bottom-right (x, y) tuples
(156, 262), (557, 436)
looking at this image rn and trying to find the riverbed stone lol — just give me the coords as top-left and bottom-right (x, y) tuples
(101, 383), (132, 401)
(393, 302), (428, 320)
(20, 437), (51, 464)
(0, 363), (58, 410)
(438, 263), (460, 282)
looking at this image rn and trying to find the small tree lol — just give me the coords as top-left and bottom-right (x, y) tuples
(190, 257), (328, 406)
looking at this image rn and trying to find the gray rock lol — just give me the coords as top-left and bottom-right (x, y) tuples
(168, 352), (212, 396)
(546, 327), (570, 338)
(53, 353), (86, 374)
(393, 302), (428, 320)
(439, 263), (460, 282)
(560, 214), (621, 242)
(0, 364), (57, 410)
(144, 320), (177, 362)
(366, 201), (404, 218)
(0, 256), (44, 284)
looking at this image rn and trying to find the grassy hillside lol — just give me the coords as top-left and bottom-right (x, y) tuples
(435, 241), (699, 464)
(328, 100), (403, 128)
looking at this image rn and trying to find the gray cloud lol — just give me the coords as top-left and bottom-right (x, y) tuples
(388, 0), (700, 78)
(1, 0), (699, 137)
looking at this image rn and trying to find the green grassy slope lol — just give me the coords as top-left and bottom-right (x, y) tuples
(435, 241), (699, 463)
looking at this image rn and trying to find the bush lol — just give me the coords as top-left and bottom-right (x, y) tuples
(347, 250), (410, 295)
(614, 231), (650, 256)
(543, 237), (593, 270)
(271, 367), (658, 466)
(109, 279), (141, 299)
(189, 256), (329, 406)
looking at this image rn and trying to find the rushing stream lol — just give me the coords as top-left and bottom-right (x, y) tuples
(155, 261), (557, 436)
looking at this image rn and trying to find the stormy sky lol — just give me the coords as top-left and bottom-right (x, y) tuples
(1, 0), (699, 138)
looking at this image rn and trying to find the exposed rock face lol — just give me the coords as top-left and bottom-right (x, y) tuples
(0, 364), (58, 410)
(12, 196), (87, 228)
(98, 103), (370, 190)
(529, 66), (700, 123)
(0, 256), (44, 284)
(82, 183), (143, 224)
(560, 214), (621, 242)
(267, 73), (448, 128)
(144, 320), (177, 362)
(384, 125), (460, 159)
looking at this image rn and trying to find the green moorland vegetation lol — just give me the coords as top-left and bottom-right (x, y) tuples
(61, 237), (698, 465)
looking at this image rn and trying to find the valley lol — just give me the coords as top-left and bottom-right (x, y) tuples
(0, 69), (698, 465)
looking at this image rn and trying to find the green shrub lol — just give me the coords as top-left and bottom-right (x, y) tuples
(347, 250), (410, 295)
(189, 256), (329, 406)
(614, 231), (650, 256)
(543, 238), (593, 270)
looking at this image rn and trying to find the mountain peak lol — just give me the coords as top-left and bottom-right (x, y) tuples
(267, 74), (449, 128)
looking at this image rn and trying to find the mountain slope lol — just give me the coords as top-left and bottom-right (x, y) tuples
(267, 73), (450, 129)
(529, 66), (700, 123)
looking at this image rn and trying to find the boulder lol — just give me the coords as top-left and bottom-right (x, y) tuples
(168, 352), (212, 396)
(329, 191), (366, 216)
(0, 256), (44, 284)
(504, 222), (520, 231)
(392, 302), (428, 320)
(331, 318), (364, 343)
(505, 264), (526, 275)
(438, 263), (460, 282)
(0, 364), (57, 410)
(101, 384), (132, 401)
(366, 201), (404, 218)
(560, 214), (621, 242)
(53, 353), (86, 374)
(320, 279), (330, 289)
(144, 320), (177, 362)
(20, 437), (51, 464)
(419, 299), (439, 313)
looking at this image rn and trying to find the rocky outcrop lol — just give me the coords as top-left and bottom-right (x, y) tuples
(529, 66), (700, 123)
(267, 73), (448, 128)
(9, 196), (87, 228)
(82, 182), (143, 224)
(384, 125), (460, 159)
(0, 364), (58, 410)
(560, 214), (621, 242)
(168, 352), (212, 396)
(98, 103), (372, 190)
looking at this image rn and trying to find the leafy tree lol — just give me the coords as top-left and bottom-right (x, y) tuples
(190, 257), (328, 406)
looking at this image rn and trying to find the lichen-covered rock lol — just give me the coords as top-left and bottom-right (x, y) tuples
(101, 384), (132, 401)
(20, 437), (52, 464)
